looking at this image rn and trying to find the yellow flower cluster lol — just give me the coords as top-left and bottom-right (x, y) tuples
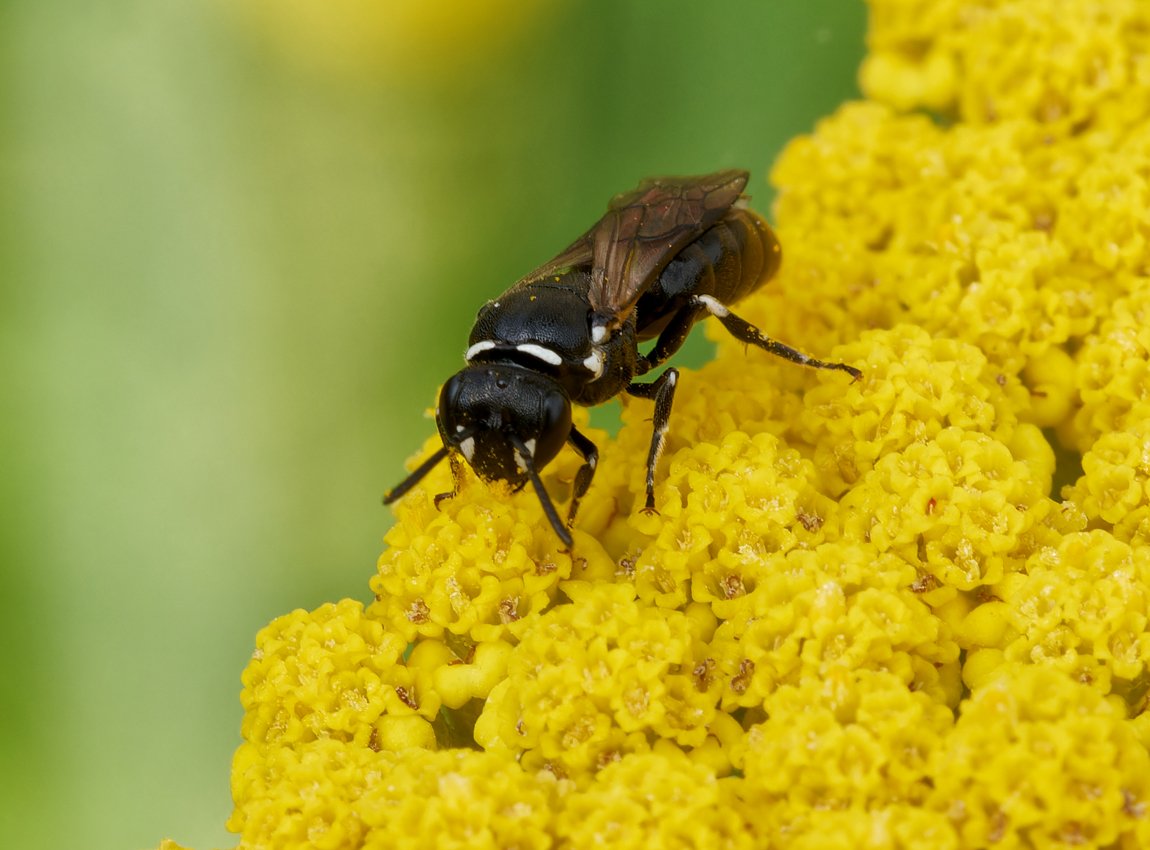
(933, 664), (1150, 849)
(237, 599), (433, 752)
(230, 741), (560, 850)
(861, 0), (1150, 127)
(473, 583), (721, 774)
(162, 1), (1150, 848)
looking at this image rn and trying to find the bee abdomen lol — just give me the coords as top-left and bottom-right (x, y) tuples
(704, 207), (781, 306)
(634, 208), (781, 340)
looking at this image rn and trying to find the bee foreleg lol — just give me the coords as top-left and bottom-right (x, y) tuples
(508, 434), (573, 549)
(383, 444), (450, 505)
(433, 453), (466, 509)
(691, 295), (862, 381)
(566, 426), (599, 534)
(626, 367), (679, 514)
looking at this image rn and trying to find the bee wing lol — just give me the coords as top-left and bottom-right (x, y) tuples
(589, 169), (750, 317)
(510, 231), (595, 288)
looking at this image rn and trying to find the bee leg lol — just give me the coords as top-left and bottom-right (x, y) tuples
(635, 305), (706, 376)
(691, 295), (862, 380)
(508, 434), (573, 549)
(565, 426), (599, 534)
(433, 454), (466, 509)
(625, 367), (679, 514)
(383, 444), (449, 505)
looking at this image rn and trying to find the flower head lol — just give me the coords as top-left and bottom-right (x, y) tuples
(161, 1), (1150, 847)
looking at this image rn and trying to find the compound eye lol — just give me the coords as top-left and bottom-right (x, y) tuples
(437, 373), (472, 437)
(530, 387), (572, 469)
(542, 389), (569, 432)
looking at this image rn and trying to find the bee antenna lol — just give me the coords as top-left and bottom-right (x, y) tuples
(508, 434), (573, 549)
(382, 444), (451, 505)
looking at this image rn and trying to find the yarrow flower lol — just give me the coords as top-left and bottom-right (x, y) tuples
(160, 1), (1150, 847)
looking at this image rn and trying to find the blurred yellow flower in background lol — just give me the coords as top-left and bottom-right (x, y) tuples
(228, 0), (559, 80)
(162, 0), (1150, 847)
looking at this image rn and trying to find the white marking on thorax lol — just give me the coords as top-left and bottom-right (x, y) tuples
(465, 340), (497, 361)
(515, 343), (563, 366)
(696, 294), (730, 318)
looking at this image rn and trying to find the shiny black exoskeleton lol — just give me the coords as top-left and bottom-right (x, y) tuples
(385, 170), (860, 547)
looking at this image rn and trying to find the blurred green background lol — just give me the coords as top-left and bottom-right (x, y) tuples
(0, 1), (864, 848)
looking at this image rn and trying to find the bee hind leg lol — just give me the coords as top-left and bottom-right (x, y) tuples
(691, 295), (861, 380)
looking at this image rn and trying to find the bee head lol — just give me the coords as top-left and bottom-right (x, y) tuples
(437, 364), (572, 488)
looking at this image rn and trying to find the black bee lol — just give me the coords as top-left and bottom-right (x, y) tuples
(385, 170), (860, 547)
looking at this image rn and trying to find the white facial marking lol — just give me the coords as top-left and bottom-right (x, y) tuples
(591, 324), (608, 344)
(583, 349), (605, 378)
(516, 343), (563, 366)
(514, 449), (528, 473)
(524, 438), (537, 456)
(697, 295), (730, 318)
(459, 436), (476, 461)
(465, 340), (497, 361)
(455, 424), (465, 433)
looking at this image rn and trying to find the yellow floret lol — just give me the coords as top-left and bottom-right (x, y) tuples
(430, 640), (514, 710)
